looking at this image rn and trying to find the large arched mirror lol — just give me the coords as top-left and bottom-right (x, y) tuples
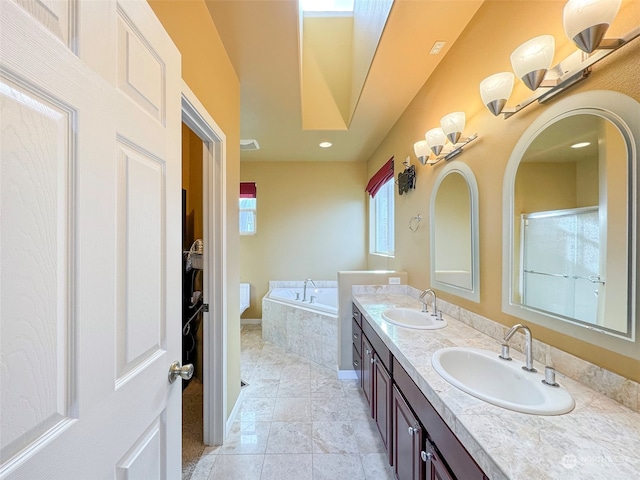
(430, 162), (479, 302)
(503, 91), (639, 360)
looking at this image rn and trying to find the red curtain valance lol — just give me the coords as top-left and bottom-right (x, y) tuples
(365, 157), (394, 197)
(240, 182), (257, 198)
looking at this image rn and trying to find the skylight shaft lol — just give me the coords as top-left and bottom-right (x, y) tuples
(301, 0), (354, 12)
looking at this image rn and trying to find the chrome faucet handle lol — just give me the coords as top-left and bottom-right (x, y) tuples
(499, 343), (512, 361)
(435, 310), (443, 321)
(542, 366), (560, 387)
(421, 302), (429, 313)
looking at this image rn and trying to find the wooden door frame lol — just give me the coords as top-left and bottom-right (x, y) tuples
(181, 81), (227, 446)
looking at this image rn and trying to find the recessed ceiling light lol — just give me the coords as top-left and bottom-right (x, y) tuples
(319, 142), (332, 148)
(571, 142), (591, 149)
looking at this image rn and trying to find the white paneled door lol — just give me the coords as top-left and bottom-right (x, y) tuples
(1, 1), (182, 478)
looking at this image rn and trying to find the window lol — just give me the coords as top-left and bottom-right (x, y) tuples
(370, 178), (394, 256)
(240, 182), (256, 235)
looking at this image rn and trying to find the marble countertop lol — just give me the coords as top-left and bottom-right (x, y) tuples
(352, 289), (640, 480)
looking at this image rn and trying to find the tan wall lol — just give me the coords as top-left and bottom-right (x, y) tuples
(240, 161), (368, 318)
(149, 0), (242, 417)
(516, 162), (578, 213)
(366, 0), (640, 381)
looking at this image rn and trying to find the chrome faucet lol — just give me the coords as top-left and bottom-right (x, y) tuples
(503, 324), (536, 372)
(303, 278), (316, 302)
(419, 289), (438, 317)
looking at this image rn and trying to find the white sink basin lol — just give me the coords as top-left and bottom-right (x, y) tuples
(381, 308), (447, 330)
(431, 347), (575, 415)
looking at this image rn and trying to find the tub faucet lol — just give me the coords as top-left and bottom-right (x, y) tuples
(419, 289), (437, 315)
(504, 324), (536, 372)
(303, 278), (316, 302)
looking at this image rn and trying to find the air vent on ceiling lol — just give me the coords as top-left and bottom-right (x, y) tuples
(240, 139), (260, 151)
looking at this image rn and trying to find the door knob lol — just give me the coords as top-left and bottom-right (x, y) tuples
(168, 361), (194, 384)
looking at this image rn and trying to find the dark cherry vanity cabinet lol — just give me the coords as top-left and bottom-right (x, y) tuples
(352, 303), (393, 463)
(352, 303), (488, 480)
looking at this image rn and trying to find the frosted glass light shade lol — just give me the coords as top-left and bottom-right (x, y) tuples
(440, 112), (466, 144)
(426, 128), (446, 156)
(563, 0), (621, 53)
(510, 35), (555, 90)
(414, 140), (430, 164)
(480, 72), (514, 116)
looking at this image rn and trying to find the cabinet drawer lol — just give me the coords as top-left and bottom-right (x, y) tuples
(393, 358), (486, 480)
(352, 318), (362, 356)
(352, 303), (362, 327)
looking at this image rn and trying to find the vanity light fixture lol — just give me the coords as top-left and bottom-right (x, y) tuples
(480, 0), (638, 119)
(413, 140), (431, 165)
(319, 141), (332, 148)
(426, 128), (447, 156)
(564, 0), (621, 53)
(414, 112), (478, 166)
(479, 72), (515, 116)
(510, 35), (556, 91)
(440, 111), (466, 144)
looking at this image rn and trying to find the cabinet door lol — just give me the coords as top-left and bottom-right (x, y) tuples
(393, 386), (424, 480)
(373, 354), (392, 464)
(362, 335), (374, 415)
(423, 443), (455, 480)
(353, 344), (362, 384)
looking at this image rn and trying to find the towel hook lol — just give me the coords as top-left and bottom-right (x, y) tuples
(409, 214), (422, 232)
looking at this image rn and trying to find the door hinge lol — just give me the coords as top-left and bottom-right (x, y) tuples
(203, 303), (209, 312)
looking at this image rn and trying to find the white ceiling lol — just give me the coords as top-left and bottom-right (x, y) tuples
(205, 0), (485, 162)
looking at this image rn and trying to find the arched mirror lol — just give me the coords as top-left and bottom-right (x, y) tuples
(430, 162), (479, 302)
(503, 91), (639, 360)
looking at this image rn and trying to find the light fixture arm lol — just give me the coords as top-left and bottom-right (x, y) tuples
(426, 133), (479, 166)
(500, 26), (640, 119)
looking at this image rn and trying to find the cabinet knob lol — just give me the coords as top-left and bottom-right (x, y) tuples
(420, 451), (433, 462)
(353, 333), (359, 339)
(371, 357), (376, 364)
(353, 360), (359, 368)
(408, 425), (419, 436)
(366, 349), (371, 356)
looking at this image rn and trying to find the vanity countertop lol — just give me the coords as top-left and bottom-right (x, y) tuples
(352, 289), (640, 480)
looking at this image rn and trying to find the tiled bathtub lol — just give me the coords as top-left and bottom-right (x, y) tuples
(261, 281), (338, 369)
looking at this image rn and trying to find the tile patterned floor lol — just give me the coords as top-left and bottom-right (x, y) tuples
(189, 325), (396, 480)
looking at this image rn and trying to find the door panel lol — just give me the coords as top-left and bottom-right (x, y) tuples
(0, 0), (181, 477)
(117, 9), (165, 123)
(0, 73), (76, 465)
(425, 443), (455, 480)
(116, 141), (165, 381)
(362, 335), (373, 414)
(13, 0), (76, 50)
(373, 356), (391, 460)
(393, 385), (423, 480)
(116, 417), (164, 479)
